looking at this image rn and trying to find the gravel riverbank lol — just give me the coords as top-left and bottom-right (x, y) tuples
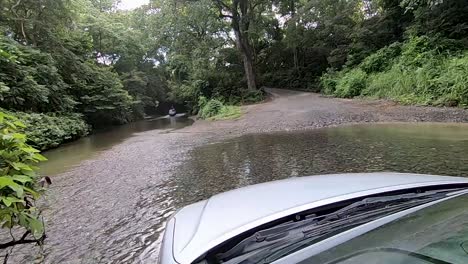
(185, 88), (468, 136)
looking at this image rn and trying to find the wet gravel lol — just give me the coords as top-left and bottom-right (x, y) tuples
(3, 89), (467, 263)
(187, 88), (468, 136)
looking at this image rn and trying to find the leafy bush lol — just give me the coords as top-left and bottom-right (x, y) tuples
(334, 69), (368, 98)
(22, 113), (90, 150)
(198, 97), (224, 119)
(322, 36), (468, 107)
(320, 70), (341, 95)
(364, 67), (434, 105)
(73, 62), (134, 127)
(434, 53), (468, 107)
(197, 96), (242, 120)
(0, 36), (137, 129)
(397, 36), (443, 68)
(3, 110), (90, 150)
(360, 43), (401, 73)
(0, 112), (46, 241)
(241, 89), (266, 104)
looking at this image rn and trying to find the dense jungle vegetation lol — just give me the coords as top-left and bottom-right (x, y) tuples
(0, 0), (467, 150)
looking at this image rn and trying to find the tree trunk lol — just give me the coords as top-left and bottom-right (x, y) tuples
(216, 0), (258, 90)
(234, 28), (257, 91)
(243, 52), (257, 91)
(291, 0), (298, 70)
(231, 1), (257, 90)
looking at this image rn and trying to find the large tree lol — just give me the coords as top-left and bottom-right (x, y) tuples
(214, 0), (263, 91)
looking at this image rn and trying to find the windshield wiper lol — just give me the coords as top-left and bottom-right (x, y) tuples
(215, 188), (465, 264)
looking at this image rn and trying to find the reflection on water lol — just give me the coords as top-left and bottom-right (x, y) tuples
(39, 117), (193, 176)
(170, 123), (468, 207)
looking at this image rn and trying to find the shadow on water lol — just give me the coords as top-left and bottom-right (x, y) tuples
(39, 116), (193, 176)
(169, 123), (468, 207)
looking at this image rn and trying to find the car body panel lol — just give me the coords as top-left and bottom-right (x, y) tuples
(161, 173), (468, 263)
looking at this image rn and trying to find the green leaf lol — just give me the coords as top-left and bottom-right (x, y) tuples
(12, 175), (33, 184)
(23, 187), (40, 199)
(4, 121), (16, 130)
(0, 177), (25, 197)
(28, 217), (44, 238)
(0, 176), (16, 188)
(0, 110), (45, 236)
(13, 121), (26, 128)
(2, 215), (12, 229)
(8, 162), (33, 171)
(33, 153), (47, 161)
(2, 197), (24, 206)
(2, 134), (12, 141)
(12, 133), (26, 140)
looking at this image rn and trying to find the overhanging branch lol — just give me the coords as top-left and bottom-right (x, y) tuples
(0, 231), (46, 250)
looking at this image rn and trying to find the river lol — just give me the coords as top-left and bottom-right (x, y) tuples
(39, 116), (194, 176)
(5, 121), (468, 263)
(169, 123), (468, 207)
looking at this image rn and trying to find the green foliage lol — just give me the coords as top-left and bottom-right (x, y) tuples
(198, 97), (224, 119)
(435, 53), (468, 106)
(197, 96), (242, 120)
(72, 62), (134, 127)
(241, 90), (266, 104)
(0, 0), (168, 146)
(0, 36), (76, 113)
(0, 111), (46, 239)
(362, 36), (468, 106)
(320, 70), (341, 95)
(398, 36), (437, 67)
(1, 110), (90, 150)
(21, 113), (90, 151)
(334, 69), (368, 98)
(325, 35), (468, 107)
(405, 0), (468, 41)
(363, 65), (435, 105)
(360, 43), (402, 73)
(211, 106), (242, 121)
(120, 69), (165, 118)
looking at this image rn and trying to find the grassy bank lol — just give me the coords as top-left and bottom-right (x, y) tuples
(321, 36), (468, 108)
(197, 97), (243, 120)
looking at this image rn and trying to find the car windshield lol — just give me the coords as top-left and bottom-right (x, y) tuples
(199, 187), (467, 264)
(302, 193), (468, 264)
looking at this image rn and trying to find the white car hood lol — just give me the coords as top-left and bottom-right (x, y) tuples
(170, 173), (468, 263)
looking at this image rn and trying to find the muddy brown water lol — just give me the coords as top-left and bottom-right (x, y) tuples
(7, 122), (468, 263)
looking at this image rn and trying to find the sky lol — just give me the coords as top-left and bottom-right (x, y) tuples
(118, 0), (149, 10)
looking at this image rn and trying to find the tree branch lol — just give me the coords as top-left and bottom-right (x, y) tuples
(0, 231), (46, 250)
(11, 0), (22, 11)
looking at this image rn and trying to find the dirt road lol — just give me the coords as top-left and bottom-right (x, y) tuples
(187, 88), (468, 135)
